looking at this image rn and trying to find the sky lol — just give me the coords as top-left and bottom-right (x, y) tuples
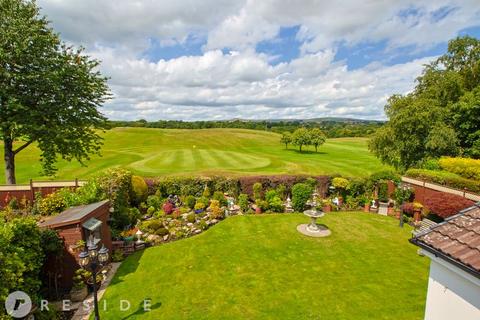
(37, 0), (480, 121)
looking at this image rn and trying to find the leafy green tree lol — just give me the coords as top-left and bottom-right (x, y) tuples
(370, 36), (480, 169)
(0, 0), (110, 184)
(280, 131), (292, 149)
(309, 128), (326, 152)
(292, 128), (311, 152)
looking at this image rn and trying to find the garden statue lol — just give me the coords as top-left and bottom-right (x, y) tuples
(371, 199), (377, 209)
(285, 196), (294, 213)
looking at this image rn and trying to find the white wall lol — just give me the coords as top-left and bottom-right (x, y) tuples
(423, 251), (480, 320)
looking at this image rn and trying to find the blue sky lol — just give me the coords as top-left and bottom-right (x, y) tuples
(39, 0), (480, 121)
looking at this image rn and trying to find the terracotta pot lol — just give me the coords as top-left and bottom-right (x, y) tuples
(413, 209), (422, 222)
(255, 207), (262, 214)
(387, 207), (394, 216)
(323, 205), (331, 213)
(363, 204), (370, 212)
(395, 209), (401, 219)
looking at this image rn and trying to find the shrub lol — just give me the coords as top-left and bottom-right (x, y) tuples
(111, 250), (124, 262)
(367, 170), (401, 191)
(265, 189), (278, 202)
(187, 212), (196, 223)
(185, 195), (196, 209)
(439, 157), (480, 180)
(346, 178), (366, 197)
(265, 189), (283, 212)
(377, 181), (389, 202)
(238, 194), (249, 212)
(405, 168), (480, 193)
(194, 202), (206, 211)
(305, 177), (317, 189)
(140, 219), (163, 233)
(212, 191), (227, 207)
(208, 200), (224, 219)
(393, 186), (413, 206)
(146, 194), (162, 210)
(253, 182), (263, 200)
(255, 199), (270, 212)
(131, 176), (148, 205)
(162, 201), (175, 215)
(419, 158), (441, 170)
(422, 190), (475, 218)
(332, 177), (349, 190)
(38, 192), (66, 216)
(154, 227), (169, 236)
(276, 184), (286, 200)
(202, 186), (211, 198)
(291, 183), (312, 211)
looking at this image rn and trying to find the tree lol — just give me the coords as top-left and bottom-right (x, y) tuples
(0, 0), (110, 184)
(369, 36), (480, 169)
(280, 132), (292, 149)
(309, 128), (326, 152)
(292, 128), (311, 152)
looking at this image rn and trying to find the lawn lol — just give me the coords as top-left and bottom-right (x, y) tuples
(3, 128), (388, 183)
(98, 213), (429, 319)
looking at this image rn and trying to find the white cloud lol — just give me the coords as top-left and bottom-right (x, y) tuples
(36, 0), (480, 120)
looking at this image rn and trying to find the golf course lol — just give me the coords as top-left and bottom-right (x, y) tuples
(3, 128), (388, 183)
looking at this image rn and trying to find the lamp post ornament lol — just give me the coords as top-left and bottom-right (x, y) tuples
(79, 243), (109, 320)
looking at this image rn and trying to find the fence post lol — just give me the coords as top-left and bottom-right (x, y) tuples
(30, 179), (35, 203)
(75, 178), (78, 189)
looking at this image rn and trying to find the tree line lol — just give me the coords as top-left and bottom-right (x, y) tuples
(369, 36), (480, 170)
(280, 128), (326, 152)
(108, 119), (383, 139)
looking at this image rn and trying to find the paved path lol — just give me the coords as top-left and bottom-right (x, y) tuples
(71, 262), (121, 320)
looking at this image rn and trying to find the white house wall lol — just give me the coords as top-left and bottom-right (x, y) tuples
(423, 252), (480, 320)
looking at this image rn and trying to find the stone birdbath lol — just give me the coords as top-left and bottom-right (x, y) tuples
(297, 191), (331, 237)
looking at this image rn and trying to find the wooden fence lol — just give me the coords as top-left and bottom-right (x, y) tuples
(0, 179), (87, 207)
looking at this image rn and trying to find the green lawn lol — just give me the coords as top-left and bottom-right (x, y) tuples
(3, 128), (388, 183)
(98, 213), (429, 319)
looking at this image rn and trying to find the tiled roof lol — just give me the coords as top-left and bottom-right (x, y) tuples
(411, 203), (480, 278)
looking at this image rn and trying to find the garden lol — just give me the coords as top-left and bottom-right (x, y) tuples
(0, 166), (439, 319)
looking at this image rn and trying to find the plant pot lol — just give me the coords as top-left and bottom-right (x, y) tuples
(255, 207), (262, 214)
(394, 209), (401, 219)
(387, 207), (394, 216)
(70, 286), (88, 302)
(322, 205), (331, 213)
(413, 209), (422, 222)
(363, 204), (370, 212)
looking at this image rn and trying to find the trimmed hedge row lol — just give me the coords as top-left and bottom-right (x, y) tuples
(405, 168), (480, 193)
(439, 157), (480, 181)
(145, 175), (330, 199)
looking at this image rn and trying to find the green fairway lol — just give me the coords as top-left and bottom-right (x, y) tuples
(3, 128), (388, 183)
(98, 213), (429, 319)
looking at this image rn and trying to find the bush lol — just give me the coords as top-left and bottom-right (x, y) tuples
(422, 190), (475, 218)
(419, 158), (441, 170)
(202, 186), (211, 198)
(140, 219), (163, 233)
(111, 250), (124, 262)
(439, 157), (480, 180)
(208, 200), (224, 219)
(276, 184), (286, 200)
(377, 181), (389, 202)
(265, 189), (283, 212)
(368, 170), (401, 189)
(238, 194), (249, 212)
(154, 227), (169, 236)
(38, 192), (66, 216)
(332, 177), (349, 190)
(212, 191), (227, 207)
(346, 178), (366, 197)
(187, 212), (196, 223)
(253, 182), (263, 200)
(194, 202), (206, 211)
(255, 199), (270, 212)
(405, 168), (480, 193)
(131, 176), (148, 205)
(291, 183), (312, 211)
(146, 194), (162, 210)
(185, 195), (196, 209)
(162, 201), (175, 215)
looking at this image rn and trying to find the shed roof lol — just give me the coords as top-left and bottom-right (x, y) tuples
(410, 203), (480, 279)
(39, 200), (110, 229)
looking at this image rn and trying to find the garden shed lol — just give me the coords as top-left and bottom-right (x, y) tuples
(39, 200), (112, 292)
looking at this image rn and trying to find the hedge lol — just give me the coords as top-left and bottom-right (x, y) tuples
(405, 168), (480, 193)
(439, 157), (480, 181)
